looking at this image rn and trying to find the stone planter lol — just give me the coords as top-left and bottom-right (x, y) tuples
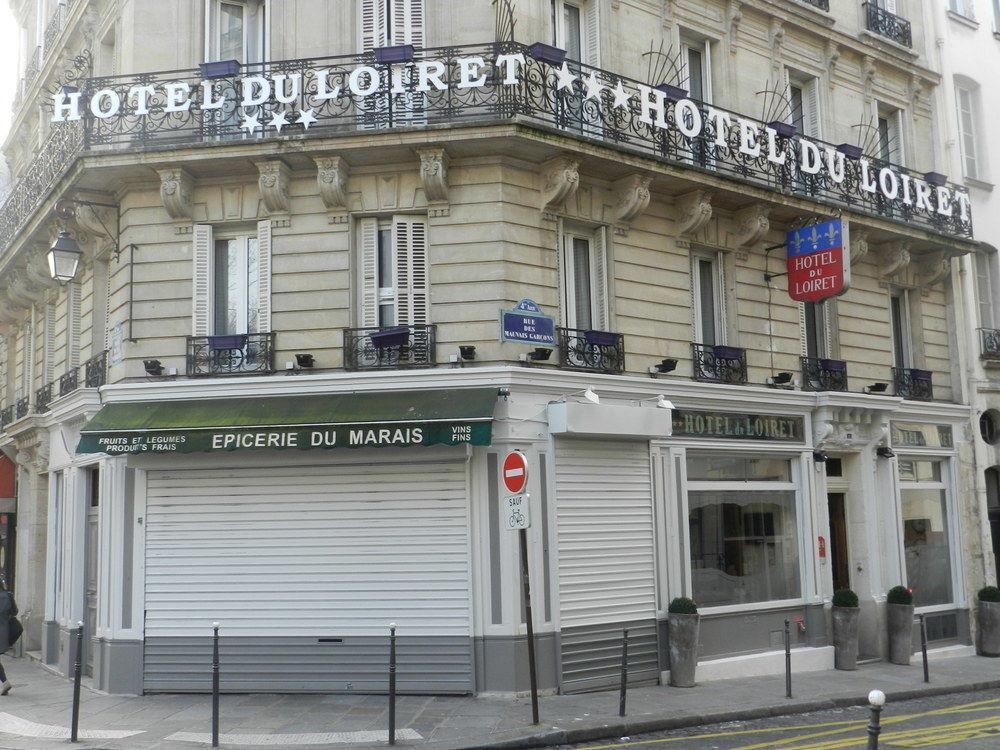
(668, 612), (700, 687)
(832, 606), (860, 671)
(978, 600), (1000, 657)
(887, 602), (914, 665)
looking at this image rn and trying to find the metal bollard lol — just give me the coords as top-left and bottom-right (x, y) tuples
(784, 619), (792, 699)
(70, 622), (83, 743)
(388, 623), (397, 746)
(618, 628), (629, 718)
(867, 689), (886, 750)
(918, 614), (929, 683)
(211, 622), (220, 749)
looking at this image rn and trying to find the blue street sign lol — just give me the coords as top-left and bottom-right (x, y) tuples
(500, 299), (556, 347)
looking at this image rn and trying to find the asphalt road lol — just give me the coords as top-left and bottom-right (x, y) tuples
(558, 689), (1000, 749)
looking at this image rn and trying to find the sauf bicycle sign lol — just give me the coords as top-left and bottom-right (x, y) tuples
(502, 450), (530, 530)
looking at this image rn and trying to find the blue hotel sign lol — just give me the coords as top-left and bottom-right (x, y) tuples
(500, 299), (556, 347)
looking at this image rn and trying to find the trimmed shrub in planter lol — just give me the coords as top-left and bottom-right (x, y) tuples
(667, 597), (699, 688)
(832, 589), (860, 671)
(978, 586), (1000, 657)
(886, 586), (914, 665)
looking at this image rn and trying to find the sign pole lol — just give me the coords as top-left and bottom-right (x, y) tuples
(519, 526), (540, 726)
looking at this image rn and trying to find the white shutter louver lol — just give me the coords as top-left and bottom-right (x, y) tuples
(592, 227), (609, 330)
(192, 224), (214, 336)
(717, 255), (728, 344)
(392, 0), (425, 47)
(799, 303), (808, 357)
(256, 220), (272, 333)
(68, 281), (81, 368)
(883, 0), (898, 14)
(805, 79), (821, 138)
(392, 216), (429, 327)
(359, 218), (379, 328)
(44, 301), (55, 383)
(394, 217), (412, 326)
(361, 0), (388, 52)
(584, 0), (600, 67)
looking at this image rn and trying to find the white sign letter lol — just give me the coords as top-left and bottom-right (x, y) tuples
(349, 66), (381, 96)
(273, 73), (302, 104)
(417, 60), (447, 92)
(51, 90), (82, 122)
(636, 84), (669, 129)
(674, 99), (702, 139)
(242, 75), (271, 106)
(163, 81), (192, 112)
(799, 139), (822, 175)
(458, 56), (487, 89)
(738, 118), (761, 158)
(495, 53), (526, 85)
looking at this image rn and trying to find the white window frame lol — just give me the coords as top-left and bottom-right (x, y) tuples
(356, 215), (429, 329)
(212, 234), (260, 335)
(802, 301), (829, 359)
(205, 0), (268, 64)
(994, 0), (1000, 31)
(976, 251), (1000, 330)
(691, 249), (725, 346)
(552, 0), (599, 66)
(560, 224), (608, 331)
(680, 36), (712, 104)
(955, 84), (981, 181)
(877, 104), (905, 165)
(890, 289), (912, 369)
(948, 0), (974, 19)
(786, 70), (821, 139)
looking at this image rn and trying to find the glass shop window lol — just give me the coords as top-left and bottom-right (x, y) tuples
(899, 459), (954, 607)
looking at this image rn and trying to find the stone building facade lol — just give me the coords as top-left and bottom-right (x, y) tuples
(0, 0), (989, 694)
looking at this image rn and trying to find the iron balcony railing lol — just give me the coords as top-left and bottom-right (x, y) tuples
(893, 367), (933, 401)
(14, 397), (30, 420)
(801, 356), (848, 392)
(35, 383), (54, 414)
(187, 332), (275, 376)
(980, 328), (1000, 361)
(864, 2), (913, 47)
(0, 406), (13, 430)
(59, 367), (79, 396)
(84, 350), (108, 387)
(692, 343), (749, 385)
(343, 325), (436, 371)
(556, 327), (625, 374)
(0, 42), (972, 263)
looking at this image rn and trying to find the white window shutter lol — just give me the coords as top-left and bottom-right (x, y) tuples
(781, 68), (792, 122)
(361, 0), (387, 51)
(717, 254), (728, 345)
(358, 218), (379, 327)
(592, 226), (609, 330)
(392, 0), (425, 47)
(192, 224), (214, 336)
(257, 219), (272, 333)
(68, 281), (81, 368)
(805, 79), (821, 138)
(409, 217), (429, 326)
(43, 301), (55, 384)
(883, 0), (898, 14)
(584, 0), (600, 67)
(799, 303), (808, 357)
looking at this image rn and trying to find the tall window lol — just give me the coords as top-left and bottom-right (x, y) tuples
(681, 37), (711, 103)
(561, 226), (608, 331)
(787, 73), (820, 138)
(994, 0), (1000, 30)
(551, 0), (598, 66)
(949, 0), (974, 18)
(687, 455), (801, 607)
(877, 105), (904, 165)
(899, 459), (954, 607)
(357, 216), (429, 328)
(876, 0), (900, 13)
(361, 0), (425, 51)
(890, 290), (912, 369)
(956, 84), (981, 180)
(207, 0), (267, 64)
(213, 236), (261, 335)
(692, 251), (724, 346)
(976, 252), (1000, 330)
(803, 302), (827, 359)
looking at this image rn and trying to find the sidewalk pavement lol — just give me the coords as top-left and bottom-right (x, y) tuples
(2, 650), (1000, 750)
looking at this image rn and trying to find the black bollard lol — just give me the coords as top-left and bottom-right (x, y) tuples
(388, 623), (397, 746)
(867, 689), (885, 750)
(618, 629), (629, 718)
(70, 622), (83, 743)
(784, 619), (792, 699)
(919, 614), (929, 683)
(212, 622), (220, 749)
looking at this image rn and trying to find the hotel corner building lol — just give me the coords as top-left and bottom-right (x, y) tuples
(0, 0), (993, 696)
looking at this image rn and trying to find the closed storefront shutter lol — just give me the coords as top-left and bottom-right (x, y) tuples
(555, 440), (659, 693)
(143, 453), (472, 693)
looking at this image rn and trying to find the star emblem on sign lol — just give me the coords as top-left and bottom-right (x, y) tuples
(297, 109), (317, 129)
(583, 71), (604, 101)
(268, 109), (290, 132)
(555, 62), (577, 92)
(610, 80), (632, 110)
(240, 113), (261, 134)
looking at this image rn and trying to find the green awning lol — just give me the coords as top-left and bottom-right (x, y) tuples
(77, 388), (497, 455)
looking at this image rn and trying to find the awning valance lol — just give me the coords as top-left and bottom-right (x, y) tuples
(77, 388), (497, 455)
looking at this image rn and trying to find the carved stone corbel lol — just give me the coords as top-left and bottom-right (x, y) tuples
(728, 1), (742, 51)
(733, 203), (770, 249)
(769, 20), (784, 78)
(24, 251), (58, 291)
(540, 155), (580, 220)
(157, 167), (195, 221)
(417, 147), (450, 217)
(6, 270), (40, 309)
(255, 159), (291, 217)
(850, 230), (870, 263)
(825, 41), (840, 85)
(313, 156), (350, 224)
(862, 56), (876, 103)
(612, 174), (652, 235)
(877, 240), (911, 279)
(675, 190), (713, 236)
(915, 251), (951, 287)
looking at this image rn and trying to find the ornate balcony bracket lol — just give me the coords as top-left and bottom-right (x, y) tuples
(877, 241), (911, 279)
(25, 251), (59, 291)
(540, 154), (580, 220)
(612, 173), (652, 236)
(314, 155), (351, 224)
(914, 251), (951, 288)
(417, 147), (450, 217)
(255, 159), (291, 220)
(158, 167), (195, 221)
(733, 203), (770, 249)
(813, 406), (885, 450)
(675, 190), (713, 236)
(850, 230), (870, 263)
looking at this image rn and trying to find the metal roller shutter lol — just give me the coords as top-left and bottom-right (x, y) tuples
(555, 440), (659, 693)
(143, 453), (472, 693)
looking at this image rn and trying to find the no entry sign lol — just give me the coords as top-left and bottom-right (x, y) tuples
(502, 451), (529, 495)
(786, 219), (851, 302)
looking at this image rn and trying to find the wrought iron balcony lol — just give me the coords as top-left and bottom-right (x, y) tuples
(343, 325), (436, 371)
(84, 350), (109, 387)
(692, 343), (749, 385)
(59, 367), (80, 396)
(556, 327), (625, 374)
(0, 406), (12, 430)
(800, 0), (830, 9)
(801, 357), (848, 392)
(14, 397), (29, 420)
(0, 42), (972, 266)
(35, 383), (54, 415)
(187, 333), (275, 376)
(893, 367), (933, 401)
(864, 2), (913, 47)
(981, 329), (1000, 361)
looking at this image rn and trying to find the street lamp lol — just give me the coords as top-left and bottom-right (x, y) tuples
(47, 231), (84, 284)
